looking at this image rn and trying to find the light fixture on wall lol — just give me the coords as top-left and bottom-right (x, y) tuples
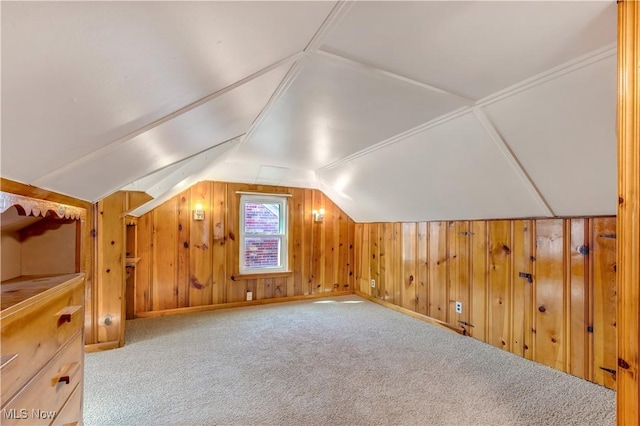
(312, 208), (325, 223)
(193, 203), (205, 221)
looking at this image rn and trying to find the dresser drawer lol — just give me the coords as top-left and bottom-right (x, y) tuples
(1, 278), (83, 404)
(51, 382), (82, 426)
(2, 332), (83, 426)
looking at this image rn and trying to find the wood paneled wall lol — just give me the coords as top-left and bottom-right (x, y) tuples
(355, 218), (617, 389)
(132, 182), (355, 315)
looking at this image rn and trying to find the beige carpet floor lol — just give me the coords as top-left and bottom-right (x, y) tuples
(84, 295), (615, 425)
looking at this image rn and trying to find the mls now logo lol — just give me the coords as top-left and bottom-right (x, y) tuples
(2, 408), (57, 420)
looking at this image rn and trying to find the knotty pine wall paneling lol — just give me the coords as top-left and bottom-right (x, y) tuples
(152, 195), (180, 310)
(534, 219), (566, 372)
(310, 190), (326, 295)
(511, 220), (533, 358)
(369, 224), (380, 299)
(448, 221), (471, 329)
(401, 222), (417, 311)
(96, 192), (127, 345)
(416, 222), (428, 316)
(353, 217), (616, 389)
(188, 182), (212, 307)
(488, 220), (512, 352)
(592, 217), (617, 388)
(134, 182), (355, 316)
(470, 221), (488, 341)
(568, 219), (590, 380)
(428, 222), (448, 321)
(212, 182), (227, 304)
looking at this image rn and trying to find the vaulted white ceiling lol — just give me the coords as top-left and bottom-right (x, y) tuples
(1, 1), (618, 222)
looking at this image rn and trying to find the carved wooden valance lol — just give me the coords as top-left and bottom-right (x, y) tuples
(0, 191), (85, 220)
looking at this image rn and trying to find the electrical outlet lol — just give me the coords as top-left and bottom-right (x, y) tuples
(455, 301), (462, 314)
(371, 279), (376, 288)
(247, 291), (253, 301)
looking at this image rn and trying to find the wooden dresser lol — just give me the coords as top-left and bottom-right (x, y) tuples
(1, 275), (85, 425)
(1, 192), (86, 425)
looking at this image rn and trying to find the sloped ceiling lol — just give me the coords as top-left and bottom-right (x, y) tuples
(1, 1), (617, 222)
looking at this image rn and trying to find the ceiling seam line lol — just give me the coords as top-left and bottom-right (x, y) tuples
(316, 106), (472, 173)
(472, 107), (555, 218)
(226, 57), (307, 162)
(313, 49), (475, 105)
(477, 43), (616, 108)
(304, 0), (356, 53)
(231, 0), (355, 161)
(31, 51), (304, 187)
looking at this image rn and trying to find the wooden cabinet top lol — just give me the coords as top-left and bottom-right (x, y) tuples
(1, 273), (84, 314)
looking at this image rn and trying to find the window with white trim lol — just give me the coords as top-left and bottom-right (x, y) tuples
(239, 194), (287, 274)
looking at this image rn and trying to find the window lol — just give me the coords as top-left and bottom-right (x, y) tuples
(239, 194), (287, 274)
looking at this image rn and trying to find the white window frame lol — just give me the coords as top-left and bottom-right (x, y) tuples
(239, 194), (288, 274)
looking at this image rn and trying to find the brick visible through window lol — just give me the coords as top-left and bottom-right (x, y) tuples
(240, 195), (287, 273)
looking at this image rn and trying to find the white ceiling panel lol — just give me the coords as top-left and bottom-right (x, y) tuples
(35, 64), (291, 201)
(483, 55), (617, 217)
(199, 162), (318, 190)
(1, 1), (335, 183)
(317, 112), (549, 223)
(232, 55), (470, 170)
(323, 1), (616, 100)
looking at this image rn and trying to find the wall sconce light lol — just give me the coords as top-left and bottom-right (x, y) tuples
(313, 208), (325, 223)
(193, 203), (205, 221)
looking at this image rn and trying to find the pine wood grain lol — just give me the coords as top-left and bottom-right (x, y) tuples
(470, 221), (488, 341)
(188, 182), (212, 307)
(569, 219), (589, 380)
(428, 222), (447, 321)
(449, 221), (471, 330)
(152, 197), (179, 310)
(512, 220), (533, 358)
(96, 192), (126, 344)
(369, 224), (380, 299)
(177, 188), (191, 308)
(416, 222), (428, 316)
(401, 222), (417, 311)
(212, 182), (226, 304)
(592, 217), (617, 389)
(488, 220), (511, 351)
(534, 219), (565, 371)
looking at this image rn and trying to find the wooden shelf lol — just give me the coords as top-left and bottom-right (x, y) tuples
(125, 257), (141, 267)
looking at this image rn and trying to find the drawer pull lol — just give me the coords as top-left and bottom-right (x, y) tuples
(0, 353), (18, 372)
(55, 305), (82, 326)
(53, 361), (80, 386)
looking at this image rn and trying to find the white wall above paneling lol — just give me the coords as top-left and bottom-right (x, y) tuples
(322, 1), (616, 100)
(1, 1), (335, 184)
(483, 55), (617, 217)
(317, 112), (551, 223)
(233, 54), (469, 170)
